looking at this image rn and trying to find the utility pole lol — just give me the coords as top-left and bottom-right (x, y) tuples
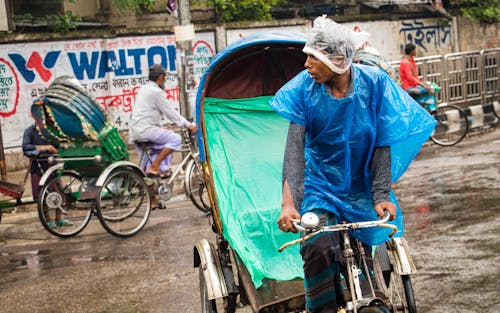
(176, 0), (195, 121)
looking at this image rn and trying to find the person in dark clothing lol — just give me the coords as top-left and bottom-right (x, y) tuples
(21, 124), (66, 228)
(22, 124), (59, 201)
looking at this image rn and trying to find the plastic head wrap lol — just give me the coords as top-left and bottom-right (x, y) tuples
(303, 15), (370, 74)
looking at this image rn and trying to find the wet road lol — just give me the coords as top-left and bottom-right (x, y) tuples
(1, 128), (499, 313)
(0, 197), (214, 313)
(393, 128), (500, 312)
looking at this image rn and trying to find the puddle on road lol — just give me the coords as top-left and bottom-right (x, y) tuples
(399, 185), (500, 312)
(0, 247), (151, 281)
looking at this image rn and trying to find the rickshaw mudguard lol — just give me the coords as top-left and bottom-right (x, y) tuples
(95, 161), (145, 187)
(38, 163), (64, 186)
(387, 237), (417, 275)
(194, 239), (228, 300)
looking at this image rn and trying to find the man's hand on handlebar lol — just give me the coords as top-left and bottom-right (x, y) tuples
(374, 201), (396, 221)
(44, 145), (59, 154)
(278, 206), (301, 233)
(187, 122), (197, 133)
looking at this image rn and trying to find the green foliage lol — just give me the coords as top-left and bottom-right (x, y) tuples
(14, 11), (81, 33)
(455, 0), (499, 24)
(46, 11), (82, 33)
(112, 0), (156, 12)
(215, 0), (287, 22)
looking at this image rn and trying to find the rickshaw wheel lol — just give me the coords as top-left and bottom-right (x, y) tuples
(374, 244), (417, 313)
(199, 266), (217, 313)
(359, 306), (391, 313)
(185, 159), (210, 213)
(96, 169), (151, 238)
(38, 171), (92, 238)
(199, 266), (238, 313)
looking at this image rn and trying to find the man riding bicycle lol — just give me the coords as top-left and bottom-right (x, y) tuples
(271, 16), (436, 312)
(400, 43), (437, 109)
(129, 64), (197, 178)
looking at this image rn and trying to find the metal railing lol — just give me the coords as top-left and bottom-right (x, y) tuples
(390, 48), (500, 108)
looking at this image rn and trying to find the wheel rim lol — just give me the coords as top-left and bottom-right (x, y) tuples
(96, 170), (151, 237)
(38, 172), (92, 238)
(430, 105), (468, 146)
(186, 161), (210, 213)
(199, 267), (217, 313)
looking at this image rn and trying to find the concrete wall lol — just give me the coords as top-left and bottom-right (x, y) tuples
(0, 0), (8, 31)
(455, 16), (499, 51)
(221, 17), (455, 62)
(0, 13), (498, 171)
(0, 32), (216, 153)
(64, 0), (100, 19)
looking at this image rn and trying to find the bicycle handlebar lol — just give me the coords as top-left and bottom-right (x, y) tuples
(278, 211), (398, 252)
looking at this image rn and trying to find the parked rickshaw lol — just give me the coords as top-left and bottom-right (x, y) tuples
(31, 76), (207, 238)
(193, 32), (418, 312)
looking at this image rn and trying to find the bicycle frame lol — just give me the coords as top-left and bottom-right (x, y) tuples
(136, 129), (196, 184)
(134, 128), (210, 213)
(280, 212), (399, 313)
(165, 150), (194, 186)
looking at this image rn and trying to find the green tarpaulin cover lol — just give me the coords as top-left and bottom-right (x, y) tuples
(204, 96), (304, 288)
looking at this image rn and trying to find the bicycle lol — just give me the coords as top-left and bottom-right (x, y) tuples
(412, 82), (469, 146)
(279, 212), (417, 313)
(354, 50), (469, 147)
(488, 89), (500, 120)
(134, 128), (211, 214)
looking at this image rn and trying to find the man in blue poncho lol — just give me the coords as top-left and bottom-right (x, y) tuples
(271, 16), (436, 312)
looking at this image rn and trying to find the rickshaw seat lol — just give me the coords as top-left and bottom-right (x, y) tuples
(133, 140), (154, 149)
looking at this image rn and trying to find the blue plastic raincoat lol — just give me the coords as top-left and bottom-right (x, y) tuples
(270, 64), (437, 245)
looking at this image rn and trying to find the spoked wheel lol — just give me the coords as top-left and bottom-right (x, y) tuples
(185, 159), (210, 214)
(388, 274), (417, 313)
(430, 104), (469, 146)
(38, 171), (92, 238)
(199, 266), (237, 313)
(359, 306), (391, 313)
(373, 243), (417, 313)
(96, 169), (151, 238)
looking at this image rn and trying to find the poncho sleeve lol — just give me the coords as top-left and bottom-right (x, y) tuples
(270, 70), (308, 126)
(374, 72), (437, 181)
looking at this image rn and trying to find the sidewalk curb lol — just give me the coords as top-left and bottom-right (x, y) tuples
(464, 101), (499, 129)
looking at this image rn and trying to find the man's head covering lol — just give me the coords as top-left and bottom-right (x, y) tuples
(303, 15), (370, 74)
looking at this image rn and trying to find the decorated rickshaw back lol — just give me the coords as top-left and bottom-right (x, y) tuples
(31, 76), (128, 175)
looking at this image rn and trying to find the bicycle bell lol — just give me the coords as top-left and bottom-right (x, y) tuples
(301, 212), (320, 229)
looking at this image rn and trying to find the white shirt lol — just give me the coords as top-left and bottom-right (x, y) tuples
(128, 81), (189, 143)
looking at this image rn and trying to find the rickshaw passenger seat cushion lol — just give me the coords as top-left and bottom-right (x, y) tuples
(203, 96), (304, 288)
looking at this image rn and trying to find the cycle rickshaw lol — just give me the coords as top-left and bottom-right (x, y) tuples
(31, 76), (207, 238)
(193, 32), (418, 312)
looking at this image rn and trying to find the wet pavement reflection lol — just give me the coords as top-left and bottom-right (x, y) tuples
(393, 129), (500, 312)
(0, 129), (499, 312)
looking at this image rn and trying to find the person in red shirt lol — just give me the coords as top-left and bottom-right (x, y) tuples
(399, 43), (436, 108)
